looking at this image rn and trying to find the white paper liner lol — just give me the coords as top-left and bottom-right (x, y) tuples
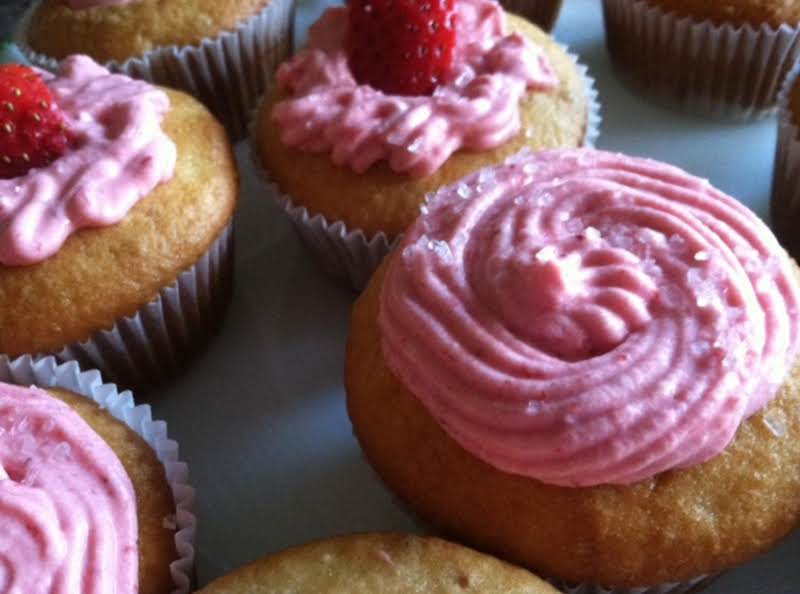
(16, 0), (296, 139)
(771, 58), (800, 255)
(501, 0), (563, 31)
(602, 0), (800, 120)
(251, 46), (602, 291)
(548, 574), (716, 594)
(11, 222), (235, 391)
(0, 354), (196, 594)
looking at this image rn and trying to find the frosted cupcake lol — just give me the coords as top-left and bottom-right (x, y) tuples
(602, 0), (800, 118)
(17, 0), (295, 138)
(253, 0), (599, 289)
(0, 57), (237, 389)
(346, 148), (800, 591)
(198, 533), (560, 594)
(0, 355), (195, 593)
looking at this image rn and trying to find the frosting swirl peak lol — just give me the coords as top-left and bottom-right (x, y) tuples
(379, 149), (800, 487)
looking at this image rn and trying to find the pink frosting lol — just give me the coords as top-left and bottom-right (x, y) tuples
(380, 149), (800, 487)
(0, 383), (137, 593)
(0, 55), (176, 266)
(272, 0), (558, 178)
(63, 0), (138, 8)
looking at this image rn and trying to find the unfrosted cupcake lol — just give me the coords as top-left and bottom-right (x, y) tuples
(0, 355), (195, 593)
(772, 58), (800, 258)
(346, 148), (800, 591)
(500, 0), (563, 31)
(0, 56), (237, 389)
(253, 0), (599, 289)
(17, 0), (295, 138)
(602, 0), (800, 118)
(197, 533), (560, 594)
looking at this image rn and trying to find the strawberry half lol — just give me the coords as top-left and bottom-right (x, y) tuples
(347, 0), (458, 96)
(0, 64), (72, 179)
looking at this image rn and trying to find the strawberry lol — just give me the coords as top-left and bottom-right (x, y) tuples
(0, 64), (72, 179)
(347, 0), (458, 96)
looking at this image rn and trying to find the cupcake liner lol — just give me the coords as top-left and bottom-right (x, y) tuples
(16, 0), (296, 139)
(274, 186), (398, 292)
(0, 354), (196, 594)
(770, 58), (800, 256)
(501, 0), (564, 31)
(548, 574), (717, 594)
(602, 0), (800, 120)
(23, 222), (235, 392)
(252, 46), (602, 291)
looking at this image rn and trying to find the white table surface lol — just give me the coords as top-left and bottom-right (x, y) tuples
(149, 0), (800, 591)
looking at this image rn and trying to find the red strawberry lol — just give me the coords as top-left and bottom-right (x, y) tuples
(0, 64), (72, 179)
(347, 0), (458, 96)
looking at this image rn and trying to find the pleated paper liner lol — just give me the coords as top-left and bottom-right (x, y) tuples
(0, 354), (197, 593)
(16, 0), (296, 140)
(549, 574), (717, 594)
(4, 222), (235, 392)
(501, 0), (564, 31)
(602, 0), (800, 120)
(252, 45), (602, 292)
(771, 58), (800, 258)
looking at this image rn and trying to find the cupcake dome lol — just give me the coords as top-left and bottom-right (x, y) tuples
(197, 533), (561, 594)
(346, 149), (800, 588)
(25, 0), (269, 62)
(0, 57), (238, 389)
(639, 0), (800, 26)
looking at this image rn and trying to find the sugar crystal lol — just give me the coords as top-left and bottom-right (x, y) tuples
(456, 183), (472, 199)
(426, 239), (452, 261)
(762, 413), (786, 438)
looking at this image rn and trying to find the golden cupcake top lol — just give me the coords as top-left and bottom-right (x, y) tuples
(26, 0), (271, 61)
(643, 0), (800, 27)
(198, 534), (560, 594)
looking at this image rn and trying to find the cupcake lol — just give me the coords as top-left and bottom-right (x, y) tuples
(602, 0), (800, 119)
(197, 533), (560, 594)
(346, 148), (800, 591)
(16, 0), (295, 138)
(500, 0), (563, 31)
(0, 354), (195, 593)
(772, 58), (800, 258)
(252, 0), (600, 289)
(0, 56), (238, 389)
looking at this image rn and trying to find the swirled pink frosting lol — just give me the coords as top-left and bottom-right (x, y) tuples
(0, 55), (176, 266)
(272, 0), (558, 178)
(0, 383), (137, 593)
(379, 149), (800, 487)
